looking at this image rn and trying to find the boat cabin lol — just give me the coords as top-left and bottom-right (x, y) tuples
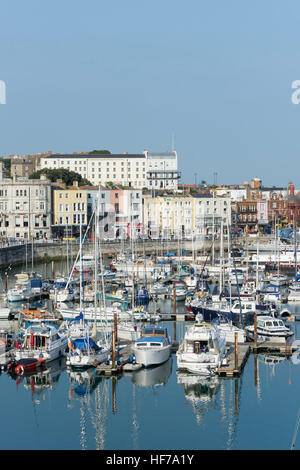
(141, 328), (168, 338)
(257, 317), (286, 330)
(135, 327), (169, 348)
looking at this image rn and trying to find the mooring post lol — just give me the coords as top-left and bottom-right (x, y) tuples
(254, 313), (257, 351)
(112, 330), (116, 370)
(234, 331), (238, 371)
(173, 286), (176, 314)
(114, 312), (118, 356)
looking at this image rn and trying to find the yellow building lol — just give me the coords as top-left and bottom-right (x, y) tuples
(143, 193), (194, 238)
(52, 181), (90, 238)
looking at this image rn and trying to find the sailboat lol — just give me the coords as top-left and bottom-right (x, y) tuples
(288, 222), (300, 302)
(66, 204), (110, 369)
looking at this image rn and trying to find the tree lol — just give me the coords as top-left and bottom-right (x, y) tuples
(29, 168), (93, 186)
(0, 158), (11, 177)
(89, 150), (111, 154)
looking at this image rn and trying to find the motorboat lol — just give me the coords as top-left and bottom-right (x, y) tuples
(135, 287), (150, 305)
(173, 281), (188, 301)
(14, 324), (68, 363)
(227, 269), (244, 286)
(176, 318), (228, 375)
(7, 283), (34, 303)
(75, 255), (95, 271)
(132, 326), (171, 367)
(267, 274), (288, 287)
(211, 315), (246, 343)
(7, 358), (46, 375)
(245, 316), (293, 343)
(149, 282), (169, 296)
(288, 281), (300, 302)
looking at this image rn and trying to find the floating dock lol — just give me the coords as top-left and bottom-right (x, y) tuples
(216, 343), (250, 377)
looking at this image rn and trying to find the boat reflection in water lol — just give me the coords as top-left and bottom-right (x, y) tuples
(177, 372), (220, 424)
(22, 357), (66, 401)
(8, 357), (66, 405)
(67, 367), (110, 450)
(126, 357), (173, 387)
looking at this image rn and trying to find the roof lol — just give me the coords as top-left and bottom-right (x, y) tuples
(44, 153), (145, 159)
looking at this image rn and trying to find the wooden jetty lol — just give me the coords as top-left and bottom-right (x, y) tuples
(249, 341), (296, 355)
(216, 343), (250, 377)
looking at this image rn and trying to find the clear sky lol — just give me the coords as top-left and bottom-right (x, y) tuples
(1, 1), (300, 187)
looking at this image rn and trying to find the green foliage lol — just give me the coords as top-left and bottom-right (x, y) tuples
(29, 168), (93, 186)
(89, 150), (111, 154)
(1, 158), (11, 177)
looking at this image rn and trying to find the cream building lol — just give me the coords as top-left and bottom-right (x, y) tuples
(143, 192), (231, 239)
(0, 171), (52, 240)
(40, 150), (180, 190)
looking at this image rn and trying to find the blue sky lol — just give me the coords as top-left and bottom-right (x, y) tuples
(1, 1), (300, 186)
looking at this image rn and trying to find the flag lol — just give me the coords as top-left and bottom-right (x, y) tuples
(15, 341), (21, 350)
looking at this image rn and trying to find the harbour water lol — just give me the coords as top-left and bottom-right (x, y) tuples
(1, 260), (300, 450)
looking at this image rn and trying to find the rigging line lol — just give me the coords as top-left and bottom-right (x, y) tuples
(291, 406), (300, 450)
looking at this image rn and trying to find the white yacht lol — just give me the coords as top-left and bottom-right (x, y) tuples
(227, 269), (244, 286)
(149, 282), (169, 296)
(176, 319), (228, 375)
(15, 324), (68, 363)
(173, 281), (188, 301)
(268, 273), (288, 286)
(212, 316), (246, 344)
(288, 281), (300, 302)
(245, 316), (293, 343)
(132, 327), (171, 367)
(75, 255), (95, 271)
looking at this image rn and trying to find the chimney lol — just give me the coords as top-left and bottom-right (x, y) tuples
(289, 182), (295, 196)
(73, 180), (79, 188)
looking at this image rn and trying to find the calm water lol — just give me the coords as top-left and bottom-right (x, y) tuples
(1, 260), (300, 450)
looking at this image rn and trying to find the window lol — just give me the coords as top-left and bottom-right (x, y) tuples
(23, 216), (28, 227)
(15, 216), (20, 227)
(35, 216), (39, 227)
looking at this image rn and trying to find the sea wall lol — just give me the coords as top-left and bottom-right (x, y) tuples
(0, 239), (218, 269)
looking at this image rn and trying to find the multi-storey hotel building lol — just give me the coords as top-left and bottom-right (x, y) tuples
(40, 150), (180, 190)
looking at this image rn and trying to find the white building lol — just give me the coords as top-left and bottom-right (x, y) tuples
(144, 151), (180, 190)
(40, 150), (180, 190)
(0, 171), (52, 240)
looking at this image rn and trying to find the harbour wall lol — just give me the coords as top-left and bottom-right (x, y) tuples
(0, 234), (268, 270)
(0, 239), (214, 270)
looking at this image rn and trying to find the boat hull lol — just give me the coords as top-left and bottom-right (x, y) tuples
(133, 345), (171, 367)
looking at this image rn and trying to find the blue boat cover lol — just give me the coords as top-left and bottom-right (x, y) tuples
(72, 337), (100, 351)
(71, 312), (84, 323)
(30, 278), (42, 288)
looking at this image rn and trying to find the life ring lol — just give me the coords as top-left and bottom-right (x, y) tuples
(16, 365), (24, 375)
